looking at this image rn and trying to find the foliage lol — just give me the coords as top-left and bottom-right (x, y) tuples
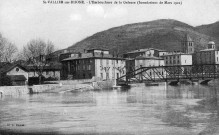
(23, 38), (55, 84)
(0, 33), (18, 62)
(67, 19), (216, 54)
(0, 75), (12, 86)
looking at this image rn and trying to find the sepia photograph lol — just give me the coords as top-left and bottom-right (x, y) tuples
(0, 0), (219, 134)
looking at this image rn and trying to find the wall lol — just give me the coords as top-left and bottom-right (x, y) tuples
(29, 70), (60, 80)
(95, 59), (126, 80)
(6, 66), (29, 82)
(134, 59), (166, 80)
(181, 55), (192, 65)
(0, 86), (29, 95)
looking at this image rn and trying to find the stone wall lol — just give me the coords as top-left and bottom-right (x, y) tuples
(0, 83), (94, 96)
(0, 86), (29, 96)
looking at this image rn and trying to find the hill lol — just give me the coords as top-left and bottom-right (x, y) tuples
(68, 19), (216, 54)
(196, 21), (219, 44)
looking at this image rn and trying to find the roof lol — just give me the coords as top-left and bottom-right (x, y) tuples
(135, 56), (164, 60)
(199, 49), (217, 52)
(124, 48), (167, 54)
(7, 75), (27, 81)
(183, 34), (193, 42)
(208, 41), (215, 45)
(26, 64), (61, 71)
(0, 64), (29, 74)
(161, 53), (192, 56)
(86, 48), (109, 51)
(62, 53), (125, 61)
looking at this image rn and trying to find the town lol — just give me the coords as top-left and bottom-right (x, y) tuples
(1, 34), (218, 87)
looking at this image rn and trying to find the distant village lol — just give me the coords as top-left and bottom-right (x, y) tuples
(0, 34), (218, 86)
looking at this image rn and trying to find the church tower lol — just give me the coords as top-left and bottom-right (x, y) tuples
(181, 34), (194, 54)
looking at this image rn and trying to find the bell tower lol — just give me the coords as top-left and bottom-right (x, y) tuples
(181, 34), (194, 54)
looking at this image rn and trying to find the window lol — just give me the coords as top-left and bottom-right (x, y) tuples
(117, 73), (119, 79)
(106, 73), (109, 79)
(88, 65), (91, 70)
(185, 60), (187, 63)
(101, 73), (103, 78)
(16, 68), (19, 72)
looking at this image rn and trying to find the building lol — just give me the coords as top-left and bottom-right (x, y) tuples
(0, 64), (29, 86)
(181, 34), (194, 54)
(123, 48), (169, 58)
(193, 41), (219, 65)
(126, 56), (165, 79)
(26, 64), (61, 80)
(162, 53), (193, 66)
(61, 49), (126, 80)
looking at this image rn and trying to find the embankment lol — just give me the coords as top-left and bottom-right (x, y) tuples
(0, 83), (94, 96)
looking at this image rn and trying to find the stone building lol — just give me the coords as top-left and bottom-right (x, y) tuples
(126, 56), (165, 79)
(61, 49), (126, 80)
(123, 48), (169, 58)
(27, 64), (61, 80)
(0, 64), (28, 86)
(162, 53), (193, 66)
(193, 41), (219, 65)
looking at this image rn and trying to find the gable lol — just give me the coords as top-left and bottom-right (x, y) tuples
(7, 66), (28, 74)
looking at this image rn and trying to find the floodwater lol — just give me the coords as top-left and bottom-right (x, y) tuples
(1, 81), (219, 135)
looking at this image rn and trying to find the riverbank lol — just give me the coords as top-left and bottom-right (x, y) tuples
(0, 79), (118, 96)
(0, 83), (94, 96)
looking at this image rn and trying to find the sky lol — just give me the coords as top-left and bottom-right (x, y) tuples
(0, 0), (219, 50)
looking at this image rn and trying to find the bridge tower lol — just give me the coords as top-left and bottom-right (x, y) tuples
(181, 34), (194, 54)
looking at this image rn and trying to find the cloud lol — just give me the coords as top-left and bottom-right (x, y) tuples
(86, 5), (105, 18)
(104, 6), (128, 19)
(70, 13), (82, 21)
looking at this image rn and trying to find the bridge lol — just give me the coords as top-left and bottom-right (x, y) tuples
(117, 64), (219, 86)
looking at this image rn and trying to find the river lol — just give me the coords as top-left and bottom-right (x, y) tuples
(0, 81), (219, 135)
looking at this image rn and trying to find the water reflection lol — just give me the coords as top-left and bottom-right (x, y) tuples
(0, 82), (219, 135)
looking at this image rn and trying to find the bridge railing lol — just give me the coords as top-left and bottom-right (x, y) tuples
(116, 64), (219, 85)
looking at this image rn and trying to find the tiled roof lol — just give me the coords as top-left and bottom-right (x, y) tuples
(0, 64), (28, 74)
(124, 48), (167, 54)
(135, 56), (163, 60)
(200, 49), (217, 52)
(62, 53), (125, 61)
(25, 64), (61, 71)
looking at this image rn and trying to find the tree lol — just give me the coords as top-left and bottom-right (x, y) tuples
(23, 38), (55, 84)
(0, 33), (18, 62)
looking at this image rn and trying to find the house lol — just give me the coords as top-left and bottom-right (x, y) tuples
(26, 63), (61, 80)
(123, 48), (169, 58)
(162, 53), (193, 66)
(193, 41), (219, 65)
(0, 64), (29, 86)
(126, 56), (165, 79)
(61, 49), (126, 80)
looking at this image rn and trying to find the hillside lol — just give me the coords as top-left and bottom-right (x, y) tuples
(68, 19), (215, 54)
(196, 21), (219, 44)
